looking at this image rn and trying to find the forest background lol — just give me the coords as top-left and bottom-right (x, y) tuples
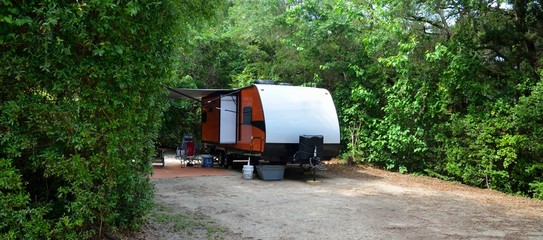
(1, 0), (542, 239)
(165, 0), (543, 200)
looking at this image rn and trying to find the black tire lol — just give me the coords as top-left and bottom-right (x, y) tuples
(217, 151), (227, 168)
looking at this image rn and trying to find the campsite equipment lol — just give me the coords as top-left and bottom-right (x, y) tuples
(255, 165), (286, 181)
(202, 154), (213, 168)
(242, 164), (254, 180)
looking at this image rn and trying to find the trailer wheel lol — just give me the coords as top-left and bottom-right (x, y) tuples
(217, 151), (227, 168)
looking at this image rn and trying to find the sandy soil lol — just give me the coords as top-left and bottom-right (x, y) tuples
(133, 156), (543, 240)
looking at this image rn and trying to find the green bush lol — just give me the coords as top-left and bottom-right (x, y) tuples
(514, 80), (543, 198)
(0, 0), (219, 238)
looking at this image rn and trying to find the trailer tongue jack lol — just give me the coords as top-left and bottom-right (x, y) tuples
(309, 153), (321, 182)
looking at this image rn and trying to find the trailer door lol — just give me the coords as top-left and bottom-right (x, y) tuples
(220, 95), (237, 144)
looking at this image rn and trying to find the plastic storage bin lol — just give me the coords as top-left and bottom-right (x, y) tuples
(256, 165), (286, 181)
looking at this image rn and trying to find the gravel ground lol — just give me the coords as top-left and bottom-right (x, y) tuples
(128, 161), (543, 240)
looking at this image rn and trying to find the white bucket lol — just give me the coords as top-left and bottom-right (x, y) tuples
(242, 165), (254, 180)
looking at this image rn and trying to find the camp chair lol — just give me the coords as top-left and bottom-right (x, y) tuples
(182, 141), (197, 167)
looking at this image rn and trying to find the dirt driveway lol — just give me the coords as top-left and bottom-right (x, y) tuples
(143, 157), (543, 239)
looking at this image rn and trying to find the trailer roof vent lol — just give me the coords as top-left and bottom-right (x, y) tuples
(254, 79), (276, 85)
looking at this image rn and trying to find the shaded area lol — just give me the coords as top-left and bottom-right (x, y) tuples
(150, 154), (232, 179)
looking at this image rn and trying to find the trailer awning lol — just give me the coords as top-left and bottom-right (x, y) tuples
(167, 88), (237, 101)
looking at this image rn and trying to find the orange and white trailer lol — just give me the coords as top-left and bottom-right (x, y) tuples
(168, 82), (340, 168)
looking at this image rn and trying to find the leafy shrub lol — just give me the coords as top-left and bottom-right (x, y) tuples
(514, 80), (543, 198)
(0, 0), (220, 238)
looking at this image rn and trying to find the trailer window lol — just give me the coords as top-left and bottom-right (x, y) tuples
(243, 106), (252, 124)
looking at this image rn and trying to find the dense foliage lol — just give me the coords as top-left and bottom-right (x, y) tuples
(170, 0), (543, 199)
(0, 0), (219, 238)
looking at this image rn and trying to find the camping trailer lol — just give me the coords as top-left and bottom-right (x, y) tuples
(168, 82), (340, 167)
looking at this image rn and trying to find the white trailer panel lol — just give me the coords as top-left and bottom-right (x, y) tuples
(255, 84), (340, 144)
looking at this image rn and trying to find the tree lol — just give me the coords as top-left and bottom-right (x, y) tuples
(0, 0), (221, 238)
